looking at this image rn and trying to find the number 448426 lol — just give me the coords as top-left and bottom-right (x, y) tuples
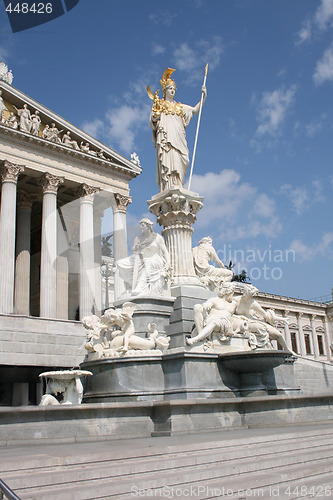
(5, 3), (53, 14)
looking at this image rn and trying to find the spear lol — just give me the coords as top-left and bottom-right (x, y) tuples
(188, 63), (208, 191)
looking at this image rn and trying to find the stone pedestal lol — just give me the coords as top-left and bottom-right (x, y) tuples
(148, 187), (204, 287)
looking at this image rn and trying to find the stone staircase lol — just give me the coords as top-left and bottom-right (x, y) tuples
(1, 423), (333, 499)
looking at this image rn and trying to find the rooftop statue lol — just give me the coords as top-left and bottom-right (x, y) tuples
(0, 90), (8, 122)
(0, 61), (13, 84)
(148, 68), (207, 192)
(30, 110), (41, 136)
(14, 103), (32, 133)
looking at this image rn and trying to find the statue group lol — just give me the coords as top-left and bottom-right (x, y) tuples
(82, 66), (295, 361)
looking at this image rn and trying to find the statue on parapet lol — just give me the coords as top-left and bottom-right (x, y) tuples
(117, 218), (171, 296)
(193, 237), (233, 291)
(148, 68), (207, 192)
(0, 62), (13, 84)
(187, 283), (296, 355)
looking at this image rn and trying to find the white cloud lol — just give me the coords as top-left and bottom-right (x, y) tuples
(296, 0), (333, 45)
(0, 46), (9, 61)
(315, 0), (333, 30)
(305, 116), (325, 137)
(151, 44), (165, 56)
(280, 180), (325, 215)
(105, 103), (150, 154)
(295, 19), (312, 45)
(190, 169), (282, 241)
(149, 10), (177, 26)
(252, 194), (276, 218)
(254, 85), (296, 138)
(81, 118), (104, 138)
(280, 184), (309, 215)
(173, 36), (224, 84)
(290, 232), (333, 261)
(313, 41), (333, 85)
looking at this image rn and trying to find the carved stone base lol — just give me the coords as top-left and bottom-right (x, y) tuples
(148, 187), (204, 288)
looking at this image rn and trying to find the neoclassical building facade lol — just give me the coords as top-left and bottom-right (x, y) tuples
(0, 79), (140, 405)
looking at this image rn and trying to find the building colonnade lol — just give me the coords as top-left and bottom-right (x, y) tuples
(0, 160), (131, 320)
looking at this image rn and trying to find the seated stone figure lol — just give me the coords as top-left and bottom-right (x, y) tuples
(192, 237), (233, 291)
(117, 218), (171, 296)
(234, 285), (295, 354)
(187, 283), (245, 345)
(187, 283), (296, 355)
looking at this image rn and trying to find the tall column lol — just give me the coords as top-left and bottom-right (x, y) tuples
(113, 193), (131, 299)
(0, 161), (25, 313)
(39, 173), (64, 318)
(282, 309), (292, 351)
(78, 184), (99, 319)
(148, 187), (204, 287)
(296, 312), (307, 357)
(94, 208), (104, 315)
(14, 191), (36, 315)
(323, 316), (332, 361)
(56, 201), (69, 319)
(310, 314), (320, 359)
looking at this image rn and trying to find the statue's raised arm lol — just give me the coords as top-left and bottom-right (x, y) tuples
(148, 68), (207, 192)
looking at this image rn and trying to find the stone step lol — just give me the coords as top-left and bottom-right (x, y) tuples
(109, 461), (333, 500)
(2, 423), (333, 474)
(4, 434), (333, 491)
(2, 424), (333, 499)
(12, 441), (333, 499)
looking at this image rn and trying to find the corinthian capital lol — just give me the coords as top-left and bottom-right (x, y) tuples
(17, 190), (37, 209)
(77, 183), (100, 203)
(40, 173), (64, 194)
(114, 193), (132, 213)
(0, 160), (25, 184)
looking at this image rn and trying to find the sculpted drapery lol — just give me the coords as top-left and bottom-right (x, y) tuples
(148, 68), (206, 192)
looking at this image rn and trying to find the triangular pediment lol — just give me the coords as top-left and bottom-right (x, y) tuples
(0, 80), (141, 178)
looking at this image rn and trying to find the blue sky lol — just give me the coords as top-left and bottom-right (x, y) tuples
(1, 0), (332, 301)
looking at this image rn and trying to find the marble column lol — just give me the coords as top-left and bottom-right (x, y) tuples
(93, 208), (104, 315)
(14, 191), (36, 315)
(282, 309), (292, 351)
(323, 316), (332, 361)
(113, 193), (131, 300)
(56, 200), (69, 320)
(296, 312), (307, 357)
(148, 187), (204, 287)
(78, 184), (99, 319)
(310, 314), (320, 359)
(0, 161), (25, 313)
(39, 173), (64, 318)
